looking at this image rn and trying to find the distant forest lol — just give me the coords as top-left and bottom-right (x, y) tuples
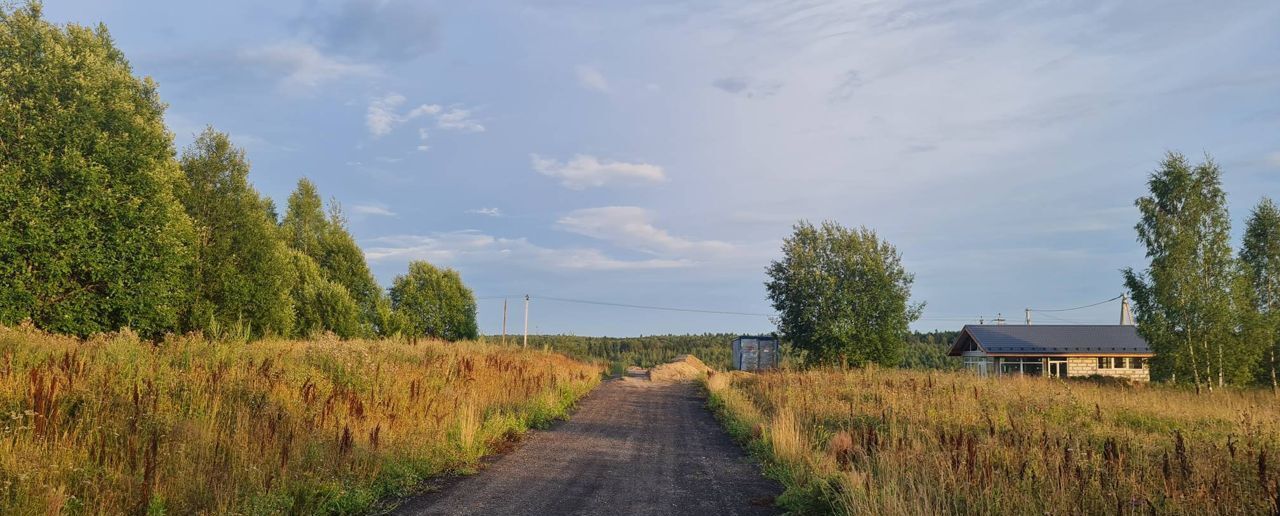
(491, 331), (960, 372)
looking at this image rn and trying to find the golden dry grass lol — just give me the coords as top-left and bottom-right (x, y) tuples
(706, 367), (1280, 515)
(0, 324), (601, 514)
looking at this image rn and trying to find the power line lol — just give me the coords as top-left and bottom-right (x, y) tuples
(532, 295), (776, 318)
(1028, 295), (1122, 313)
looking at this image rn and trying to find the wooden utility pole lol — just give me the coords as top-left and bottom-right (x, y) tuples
(501, 298), (508, 345)
(523, 294), (530, 349)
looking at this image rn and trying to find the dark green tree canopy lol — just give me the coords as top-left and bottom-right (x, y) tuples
(766, 221), (922, 367)
(177, 128), (294, 338)
(389, 261), (478, 341)
(0, 4), (194, 336)
(287, 249), (361, 339)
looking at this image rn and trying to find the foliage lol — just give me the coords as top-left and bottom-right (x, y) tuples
(706, 367), (1280, 515)
(287, 249), (361, 339)
(898, 331), (960, 370)
(1241, 197), (1280, 390)
(390, 261), (478, 341)
(0, 324), (601, 514)
(280, 179), (384, 336)
(1123, 153), (1254, 389)
(0, 3), (194, 337)
(766, 221), (922, 367)
(510, 333), (739, 371)
(176, 128), (294, 338)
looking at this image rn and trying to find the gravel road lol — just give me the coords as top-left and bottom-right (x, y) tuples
(393, 374), (782, 516)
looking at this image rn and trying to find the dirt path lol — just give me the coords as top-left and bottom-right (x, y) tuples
(393, 374), (782, 516)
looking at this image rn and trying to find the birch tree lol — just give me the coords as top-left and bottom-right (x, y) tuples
(1123, 153), (1236, 391)
(1241, 198), (1280, 392)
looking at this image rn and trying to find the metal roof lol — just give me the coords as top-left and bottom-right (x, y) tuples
(947, 325), (1151, 356)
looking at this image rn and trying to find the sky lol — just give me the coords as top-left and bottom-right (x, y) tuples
(42, 0), (1280, 336)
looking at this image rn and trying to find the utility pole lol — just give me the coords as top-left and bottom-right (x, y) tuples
(523, 294), (530, 349)
(1120, 293), (1134, 326)
(1025, 308), (1031, 326)
(501, 298), (508, 345)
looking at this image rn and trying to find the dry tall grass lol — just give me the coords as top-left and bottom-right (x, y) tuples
(706, 368), (1280, 515)
(0, 324), (601, 514)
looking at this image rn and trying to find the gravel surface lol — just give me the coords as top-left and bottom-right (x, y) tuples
(393, 374), (782, 516)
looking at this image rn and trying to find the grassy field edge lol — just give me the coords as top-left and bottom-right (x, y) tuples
(704, 372), (840, 514)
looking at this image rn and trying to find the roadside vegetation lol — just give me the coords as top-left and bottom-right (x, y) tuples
(0, 324), (601, 514)
(707, 367), (1280, 515)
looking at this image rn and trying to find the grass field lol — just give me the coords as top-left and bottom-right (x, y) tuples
(0, 324), (601, 515)
(707, 367), (1280, 515)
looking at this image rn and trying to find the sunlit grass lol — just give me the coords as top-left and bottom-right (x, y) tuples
(706, 367), (1280, 515)
(0, 324), (601, 514)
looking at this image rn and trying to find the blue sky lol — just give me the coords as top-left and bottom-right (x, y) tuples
(44, 0), (1280, 336)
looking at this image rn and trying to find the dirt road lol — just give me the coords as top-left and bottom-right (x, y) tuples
(393, 374), (782, 516)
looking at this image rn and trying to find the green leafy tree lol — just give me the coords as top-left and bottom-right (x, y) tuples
(176, 128), (294, 338)
(0, 4), (194, 336)
(766, 221), (922, 367)
(1123, 153), (1240, 390)
(1240, 197), (1280, 391)
(287, 249), (361, 338)
(280, 178), (384, 335)
(389, 261), (478, 341)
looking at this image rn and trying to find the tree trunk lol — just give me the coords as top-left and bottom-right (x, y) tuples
(1271, 350), (1277, 396)
(1187, 332), (1203, 394)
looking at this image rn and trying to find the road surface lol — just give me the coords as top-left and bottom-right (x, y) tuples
(393, 374), (782, 516)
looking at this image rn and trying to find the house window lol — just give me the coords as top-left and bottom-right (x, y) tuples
(1130, 357), (1146, 369)
(1098, 357), (1111, 369)
(999, 358), (1044, 376)
(1113, 357), (1126, 369)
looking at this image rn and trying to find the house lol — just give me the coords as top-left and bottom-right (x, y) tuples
(946, 325), (1152, 381)
(732, 335), (780, 371)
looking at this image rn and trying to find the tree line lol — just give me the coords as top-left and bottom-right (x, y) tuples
(0, 5), (478, 341)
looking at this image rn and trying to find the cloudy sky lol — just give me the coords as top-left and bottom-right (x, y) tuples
(45, 0), (1280, 335)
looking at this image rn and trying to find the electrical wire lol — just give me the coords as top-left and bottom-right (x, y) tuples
(1028, 295), (1122, 313)
(531, 295), (776, 317)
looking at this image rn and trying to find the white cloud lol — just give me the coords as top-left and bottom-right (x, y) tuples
(240, 42), (377, 94)
(417, 128), (430, 151)
(467, 207), (503, 217)
(350, 203), (396, 217)
(366, 93), (445, 137)
(557, 207), (733, 255)
(363, 231), (689, 271)
(576, 65), (610, 92)
(531, 154), (667, 190)
(435, 108), (485, 132)
(365, 94), (481, 138)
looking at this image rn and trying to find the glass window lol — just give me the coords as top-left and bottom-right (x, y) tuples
(1113, 357), (1126, 369)
(1098, 357), (1110, 369)
(1130, 357), (1146, 369)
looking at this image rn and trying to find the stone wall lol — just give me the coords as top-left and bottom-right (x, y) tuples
(1067, 357), (1150, 382)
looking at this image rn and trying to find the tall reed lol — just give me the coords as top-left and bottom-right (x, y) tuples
(0, 323), (601, 514)
(706, 367), (1280, 515)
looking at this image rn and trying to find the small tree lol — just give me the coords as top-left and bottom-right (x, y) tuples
(287, 249), (360, 338)
(281, 178), (384, 335)
(1123, 153), (1238, 390)
(389, 261), (478, 341)
(1241, 197), (1280, 391)
(766, 221), (922, 367)
(177, 128), (294, 338)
